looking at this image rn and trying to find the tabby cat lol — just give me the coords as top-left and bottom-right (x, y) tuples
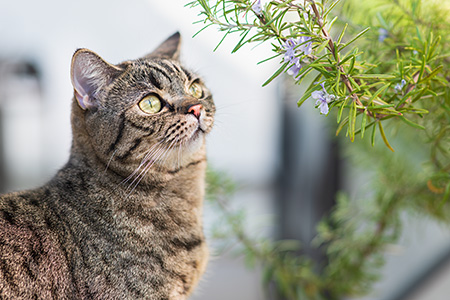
(0, 32), (215, 299)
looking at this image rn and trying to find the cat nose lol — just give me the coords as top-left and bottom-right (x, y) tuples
(187, 104), (202, 119)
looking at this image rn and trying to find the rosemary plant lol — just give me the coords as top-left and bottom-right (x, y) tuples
(191, 0), (450, 299)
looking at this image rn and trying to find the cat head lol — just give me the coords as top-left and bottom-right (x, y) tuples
(69, 33), (215, 178)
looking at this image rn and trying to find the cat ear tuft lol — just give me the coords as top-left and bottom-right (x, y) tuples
(70, 49), (122, 110)
(144, 32), (182, 61)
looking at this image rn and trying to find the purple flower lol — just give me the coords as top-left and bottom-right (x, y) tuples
(286, 60), (302, 77)
(282, 36), (312, 79)
(252, 0), (262, 15)
(394, 79), (407, 93)
(311, 83), (336, 115)
(378, 28), (388, 42)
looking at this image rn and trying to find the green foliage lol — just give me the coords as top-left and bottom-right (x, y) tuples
(187, 0), (449, 148)
(196, 0), (450, 299)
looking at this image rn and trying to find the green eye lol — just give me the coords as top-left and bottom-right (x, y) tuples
(139, 95), (162, 114)
(189, 82), (203, 98)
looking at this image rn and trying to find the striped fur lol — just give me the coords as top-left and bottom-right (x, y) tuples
(0, 32), (214, 299)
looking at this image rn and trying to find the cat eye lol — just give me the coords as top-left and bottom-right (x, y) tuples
(188, 82), (203, 98)
(139, 95), (162, 114)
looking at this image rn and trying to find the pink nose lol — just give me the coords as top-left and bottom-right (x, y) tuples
(188, 104), (202, 119)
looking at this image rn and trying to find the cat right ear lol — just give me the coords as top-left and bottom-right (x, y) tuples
(144, 32), (182, 61)
(70, 49), (122, 110)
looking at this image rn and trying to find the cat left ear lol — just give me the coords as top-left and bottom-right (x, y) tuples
(144, 32), (182, 61)
(71, 49), (122, 110)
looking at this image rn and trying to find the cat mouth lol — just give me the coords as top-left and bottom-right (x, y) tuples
(188, 125), (204, 143)
(186, 115), (208, 142)
(163, 114), (211, 148)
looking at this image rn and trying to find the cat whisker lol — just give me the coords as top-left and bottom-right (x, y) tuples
(104, 150), (118, 174)
(137, 146), (162, 171)
(177, 139), (183, 170)
(124, 159), (158, 197)
(159, 136), (180, 169)
(124, 138), (178, 196)
(139, 140), (165, 165)
(124, 144), (166, 191)
(121, 141), (164, 185)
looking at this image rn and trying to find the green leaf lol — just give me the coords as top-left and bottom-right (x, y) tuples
(196, 0), (211, 15)
(369, 105), (395, 109)
(232, 30), (251, 53)
(347, 76), (361, 92)
(337, 97), (349, 123)
(378, 122), (394, 152)
(355, 119), (376, 136)
(262, 62), (288, 87)
(367, 83), (390, 106)
(369, 107), (402, 116)
(348, 56), (355, 74)
(396, 89), (415, 108)
(338, 53), (356, 67)
(297, 91), (313, 108)
(316, 39), (331, 54)
(337, 23), (348, 45)
(297, 74), (322, 106)
(327, 16), (339, 32)
(399, 107), (429, 114)
(361, 112), (368, 138)
(416, 25), (423, 41)
(324, 0), (343, 19)
(399, 116), (425, 130)
(214, 29), (231, 51)
(352, 74), (396, 80)
(428, 35), (442, 61)
(348, 100), (357, 142)
(192, 23), (214, 38)
(295, 67), (314, 83)
(418, 54), (426, 82)
(312, 66), (335, 78)
(335, 67), (341, 95)
(407, 87), (428, 105)
(371, 121), (377, 146)
(396, 49), (404, 79)
(339, 27), (370, 52)
(257, 53), (283, 65)
(418, 65), (443, 85)
(309, 63), (336, 68)
(336, 116), (349, 136)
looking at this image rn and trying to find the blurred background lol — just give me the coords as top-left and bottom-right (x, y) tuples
(1, 0), (450, 299)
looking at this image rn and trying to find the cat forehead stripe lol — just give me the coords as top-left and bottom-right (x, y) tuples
(148, 70), (162, 90)
(159, 60), (180, 75)
(180, 66), (193, 81)
(166, 60), (195, 83)
(153, 58), (194, 83)
(148, 63), (172, 83)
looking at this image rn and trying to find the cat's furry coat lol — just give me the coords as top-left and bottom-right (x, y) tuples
(0, 33), (214, 299)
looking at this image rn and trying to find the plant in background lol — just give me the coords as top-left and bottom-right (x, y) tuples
(188, 0), (450, 299)
(187, 0), (447, 148)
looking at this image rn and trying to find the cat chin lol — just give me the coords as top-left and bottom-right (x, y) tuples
(158, 132), (205, 169)
(181, 131), (205, 156)
(198, 113), (213, 132)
